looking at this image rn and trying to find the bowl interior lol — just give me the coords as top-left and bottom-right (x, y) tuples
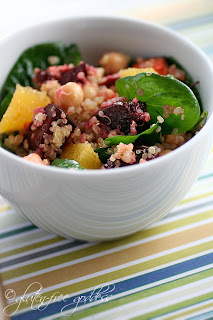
(1, 16), (213, 120)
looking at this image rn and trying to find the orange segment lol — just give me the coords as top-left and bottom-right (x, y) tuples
(119, 67), (158, 78)
(0, 84), (51, 133)
(60, 143), (102, 169)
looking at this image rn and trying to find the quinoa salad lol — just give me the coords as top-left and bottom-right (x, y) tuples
(0, 42), (207, 170)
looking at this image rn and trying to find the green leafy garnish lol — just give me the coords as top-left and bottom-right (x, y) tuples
(51, 158), (84, 169)
(192, 110), (208, 130)
(104, 123), (159, 146)
(94, 147), (112, 163)
(166, 56), (202, 107)
(115, 73), (200, 135)
(0, 139), (15, 153)
(0, 42), (82, 120)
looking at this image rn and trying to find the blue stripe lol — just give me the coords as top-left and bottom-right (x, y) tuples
(202, 46), (213, 55)
(168, 14), (213, 30)
(11, 252), (213, 320)
(189, 310), (213, 320)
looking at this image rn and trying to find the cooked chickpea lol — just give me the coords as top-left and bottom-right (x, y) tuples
(99, 52), (130, 75)
(83, 83), (98, 100)
(54, 82), (84, 112)
(159, 150), (172, 157)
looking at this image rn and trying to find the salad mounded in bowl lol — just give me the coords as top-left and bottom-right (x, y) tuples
(0, 42), (207, 170)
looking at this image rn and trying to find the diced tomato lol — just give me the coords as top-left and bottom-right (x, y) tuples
(153, 58), (168, 75)
(133, 57), (169, 76)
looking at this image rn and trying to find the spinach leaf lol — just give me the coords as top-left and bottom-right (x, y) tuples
(94, 147), (112, 163)
(104, 123), (159, 146)
(0, 139), (15, 154)
(51, 158), (84, 169)
(0, 43), (82, 120)
(115, 73), (200, 135)
(192, 110), (208, 130)
(166, 56), (202, 107)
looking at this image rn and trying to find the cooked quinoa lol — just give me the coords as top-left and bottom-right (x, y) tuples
(0, 44), (205, 170)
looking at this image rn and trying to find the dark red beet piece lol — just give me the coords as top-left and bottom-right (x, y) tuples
(25, 103), (73, 152)
(59, 62), (87, 85)
(100, 74), (120, 87)
(33, 62), (87, 88)
(97, 100), (148, 134)
(34, 70), (52, 88)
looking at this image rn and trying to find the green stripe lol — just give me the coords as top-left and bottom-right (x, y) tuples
(57, 269), (213, 320)
(0, 225), (37, 239)
(198, 173), (213, 181)
(2, 208), (213, 281)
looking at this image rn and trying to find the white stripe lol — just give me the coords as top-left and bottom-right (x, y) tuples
(0, 228), (49, 244)
(0, 239), (74, 263)
(0, 234), (56, 253)
(0, 221), (33, 234)
(2, 215), (213, 276)
(0, 208), (15, 217)
(181, 177), (213, 199)
(0, 196), (7, 206)
(157, 204), (213, 226)
(172, 196), (213, 213)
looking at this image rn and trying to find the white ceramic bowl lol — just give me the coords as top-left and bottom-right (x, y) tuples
(0, 16), (213, 241)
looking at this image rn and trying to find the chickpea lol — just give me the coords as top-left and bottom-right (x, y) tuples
(54, 82), (84, 112)
(83, 83), (98, 100)
(99, 52), (130, 75)
(159, 150), (172, 157)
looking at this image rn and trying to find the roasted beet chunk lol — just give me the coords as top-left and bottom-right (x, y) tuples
(59, 62), (87, 85)
(99, 74), (120, 87)
(25, 103), (73, 161)
(97, 99), (150, 134)
(34, 62), (87, 88)
(34, 70), (52, 87)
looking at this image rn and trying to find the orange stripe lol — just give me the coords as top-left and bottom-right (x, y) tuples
(4, 221), (213, 297)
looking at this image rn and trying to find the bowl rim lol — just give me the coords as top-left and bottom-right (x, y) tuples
(0, 14), (213, 178)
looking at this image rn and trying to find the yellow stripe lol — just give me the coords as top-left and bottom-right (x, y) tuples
(179, 191), (213, 205)
(0, 205), (11, 213)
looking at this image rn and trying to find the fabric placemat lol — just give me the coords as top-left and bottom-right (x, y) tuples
(0, 1), (213, 319)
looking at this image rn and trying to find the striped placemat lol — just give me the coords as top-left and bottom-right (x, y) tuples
(0, 1), (213, 319)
